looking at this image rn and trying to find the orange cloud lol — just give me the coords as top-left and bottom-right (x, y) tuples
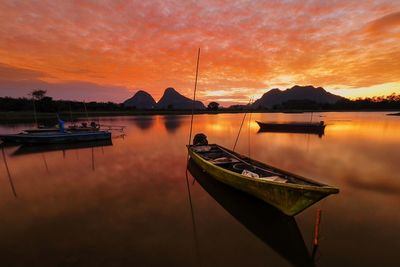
(0, 0), (399, 104)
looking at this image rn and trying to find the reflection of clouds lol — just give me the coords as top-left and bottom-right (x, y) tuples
(346, 178), (400, 196)
(0, 113), (399, 266)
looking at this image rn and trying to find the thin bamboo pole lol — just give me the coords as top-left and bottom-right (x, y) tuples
(32, 98), (38, 127)
(188, 48), (201, 147)
(233, 99), (252, 152)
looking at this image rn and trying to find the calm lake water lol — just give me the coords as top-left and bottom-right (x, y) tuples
(0, 112), (399, 267)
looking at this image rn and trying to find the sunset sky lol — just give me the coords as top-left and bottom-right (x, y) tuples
(0, 0), (399, 105)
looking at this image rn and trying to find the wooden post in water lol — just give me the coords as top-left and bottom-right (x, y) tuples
(42, 153), (49, 173)
(1, 147), (17, 198)
(312, 208), (322, 258)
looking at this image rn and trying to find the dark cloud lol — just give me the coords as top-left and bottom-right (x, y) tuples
(0, 63), (48, 80)
(0, 63), (131, 102)
(366, 11), (400, 33)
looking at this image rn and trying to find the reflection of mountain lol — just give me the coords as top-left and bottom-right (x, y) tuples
(163, 115), (183, 133)
(188, 160), (314, 267)
(131, 116), (155, 130)
(157, 87), (205, 109)
(12, 139), (113, 156)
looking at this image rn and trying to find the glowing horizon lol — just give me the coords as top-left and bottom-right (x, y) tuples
(0, 0), (399, 105)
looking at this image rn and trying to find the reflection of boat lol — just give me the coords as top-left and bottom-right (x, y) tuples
(256, 121), (325, 136)
(0, 131), (111, 144)
(188, 139), (339, 216)
(12, 139), (113, 156)
(188, 160), (314, 267)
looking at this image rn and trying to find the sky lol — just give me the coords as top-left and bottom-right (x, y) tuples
(0, 0), (399, 105)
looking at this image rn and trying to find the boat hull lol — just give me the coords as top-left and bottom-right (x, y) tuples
(256, 121), (325, 135)
(0, 131), (111, 144)
(188, 145), (338, 216)
(187, 160), (315, 266)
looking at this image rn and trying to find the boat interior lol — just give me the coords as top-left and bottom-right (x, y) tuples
(191, 144), (321, 186)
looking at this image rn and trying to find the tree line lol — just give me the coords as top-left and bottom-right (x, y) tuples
(0, 90), (123, 112)
(271, 93), (400, 111)
(1, 90), (399, 113)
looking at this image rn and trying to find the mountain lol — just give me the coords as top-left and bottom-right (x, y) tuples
(123, 90), (156, 109)
(252, 85), (345, 108)
(156, 87), (205, 109)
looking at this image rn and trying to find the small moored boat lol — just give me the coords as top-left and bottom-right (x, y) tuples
(187, 160), (314, 266)
(256, 121), (325, 135)
(188, 134), (339, 216)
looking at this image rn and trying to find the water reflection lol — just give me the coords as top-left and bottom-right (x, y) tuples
(131, 116), (155, 131)
(0, 112), (398, 267)
(12, 140), (113, 156)
(187, 160), (314, 267)
(163, 115), (184, 133)
(1, 146), (17, 198)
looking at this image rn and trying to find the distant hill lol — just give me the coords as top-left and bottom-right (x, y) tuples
(252, 85), (345, 109)
(156, 87), (205, 109)
(123, 90), (156, 109)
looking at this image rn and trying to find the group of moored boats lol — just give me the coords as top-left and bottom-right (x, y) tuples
(0, 118), (337, 216)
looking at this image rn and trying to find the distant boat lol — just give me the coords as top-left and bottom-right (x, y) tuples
(0, 131), (111, 145)
(256, 121), (326, 136)
(187, 138), (338, 216)
(187, 160), (315, 266)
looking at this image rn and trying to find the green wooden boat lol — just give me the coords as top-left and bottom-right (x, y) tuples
(188, 139), (339, 216)
(187, 160), (315, 267)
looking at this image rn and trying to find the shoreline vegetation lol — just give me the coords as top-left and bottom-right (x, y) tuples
(1, 88), (399, 122)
